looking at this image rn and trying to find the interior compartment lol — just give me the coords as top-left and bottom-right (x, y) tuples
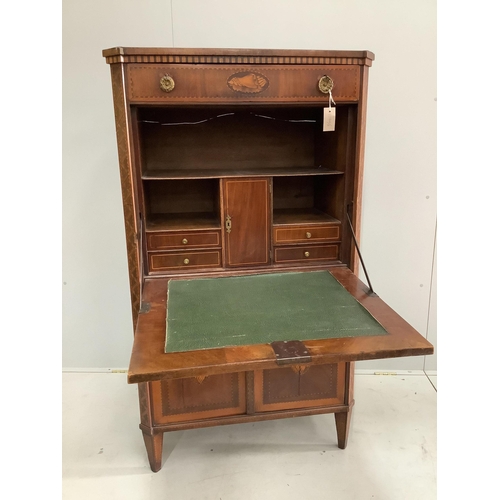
(272, 175), (344, 225)
(135, 105), (353, 176)
(143, 179), (221, 231)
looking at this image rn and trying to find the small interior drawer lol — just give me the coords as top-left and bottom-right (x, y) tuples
(273, 224), (340, 245)
(147, 231), (221, 251)
(148, 250), (221, 272)
(274, 244), (339, 263)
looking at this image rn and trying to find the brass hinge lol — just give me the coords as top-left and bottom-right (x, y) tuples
(270, 340), (311, 366)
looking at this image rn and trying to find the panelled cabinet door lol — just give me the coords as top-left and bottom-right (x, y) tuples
(223, 178), (270, 267)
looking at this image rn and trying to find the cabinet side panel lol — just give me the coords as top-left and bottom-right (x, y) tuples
(351, 65), (370, 274)
(138, 382), (153, 428)
(339, 106), (357, 266)
(110, 63), (141, 327)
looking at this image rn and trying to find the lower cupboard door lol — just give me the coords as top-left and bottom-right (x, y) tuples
(254, 363), (346, 412)
(151, 372), (246, 424)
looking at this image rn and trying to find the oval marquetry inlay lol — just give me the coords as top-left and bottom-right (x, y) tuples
(227, 71), (269, 93)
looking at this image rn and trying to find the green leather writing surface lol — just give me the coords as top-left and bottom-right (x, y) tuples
(165, 271), (387, 353)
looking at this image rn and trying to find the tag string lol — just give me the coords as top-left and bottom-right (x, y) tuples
(328, 90), (336, 109)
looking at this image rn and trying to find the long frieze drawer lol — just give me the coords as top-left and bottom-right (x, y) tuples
(147, 231), (221, 251)
(273, 225), (340, 245)
(254, 363), (345, 412)
(126, 64), (360, 103)
(148, 250), (221, 272)
(274, 244), (339, 263)
(150, 373), (246, 424)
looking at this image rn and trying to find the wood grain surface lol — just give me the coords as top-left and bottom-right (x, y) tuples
(128, 266), (433, 383)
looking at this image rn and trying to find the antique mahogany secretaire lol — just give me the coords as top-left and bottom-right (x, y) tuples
(103, 47), (433, 472)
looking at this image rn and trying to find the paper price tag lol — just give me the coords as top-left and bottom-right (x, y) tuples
(323, 107), (336, 131)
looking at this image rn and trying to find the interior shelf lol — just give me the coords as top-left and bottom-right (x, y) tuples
(142, 167), (344, 180)
(145, 212), (221, 232)
(273, 208), (341, 226)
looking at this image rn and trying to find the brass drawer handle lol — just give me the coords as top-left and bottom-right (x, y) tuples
(183, 258), (190, 265)
(182, 238), (188, 244)
(318, 75), (334, 94)
(159, 74), (175, 93)
(306, 232), (312, 239)
(304, 251), (310, 257)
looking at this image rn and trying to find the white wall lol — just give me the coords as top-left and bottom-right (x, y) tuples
(63, 0), (436, 371)
(62, 0), (172, 368)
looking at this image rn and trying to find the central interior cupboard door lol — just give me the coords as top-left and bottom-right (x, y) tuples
(223, 178), (270, 267)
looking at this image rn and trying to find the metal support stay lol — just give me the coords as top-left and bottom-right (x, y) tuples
(346, 206), (377, 296)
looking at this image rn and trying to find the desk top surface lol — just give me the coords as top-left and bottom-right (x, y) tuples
(165, 271), (388, 353)
(129, 267), (433, 383)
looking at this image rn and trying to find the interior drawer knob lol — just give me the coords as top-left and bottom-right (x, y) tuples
(182, 238), (188, 244)
(304, 251), (310, 257)
(306, 232), (312, 239)
(183, 258), (190, 265)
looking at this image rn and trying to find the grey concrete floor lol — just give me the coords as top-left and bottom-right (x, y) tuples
(62, 371), (436, 500)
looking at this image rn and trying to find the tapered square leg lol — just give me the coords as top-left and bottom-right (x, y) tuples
(138, 382), (164, 472)
(336, 362), (355, 449)
(334, 408), (353, 449)
(142, 430), (164, 472)
(335, 401), (354, 450)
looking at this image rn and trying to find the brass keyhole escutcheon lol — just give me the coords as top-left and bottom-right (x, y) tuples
(183, 258), (190, 265)
(304, 251), (310, 257)
(159, 74), (175, 93)
(225, 215), (232, 234)
(306, 232), (312, 239)
(182, 238), (188, 244)
(318, 75), (334, 94)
